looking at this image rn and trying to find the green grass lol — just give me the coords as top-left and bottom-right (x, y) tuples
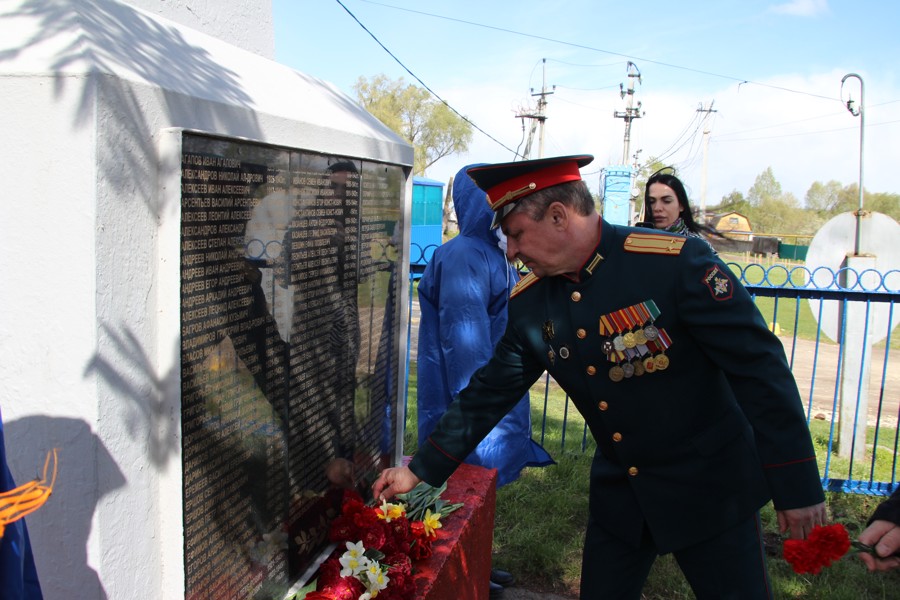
(405, 362), (900, 598)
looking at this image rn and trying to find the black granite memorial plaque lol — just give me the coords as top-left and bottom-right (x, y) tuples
(179, 134), (404, 599)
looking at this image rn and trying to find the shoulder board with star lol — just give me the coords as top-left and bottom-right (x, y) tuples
(623, 232), (686, 256)
(509, 271), (541, 299)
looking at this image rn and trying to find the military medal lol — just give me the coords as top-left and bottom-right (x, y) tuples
(633, 328), (647, 346)
(611, 311), (635, 350)
(559, 345), (570, 360)
(624, 348), (644, 376)
(621, 362), (635, 378)
(626, 306), (648, 345)
(639, 301), (662, 342)
(609, 365), (624, 382)
(599, 315), (619, 353)
(648, 329), (672, 371)
(620, 309), (639, 349)
(643, 356), (657, 373)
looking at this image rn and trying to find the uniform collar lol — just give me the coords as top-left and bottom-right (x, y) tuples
(561, 218), (608, 283)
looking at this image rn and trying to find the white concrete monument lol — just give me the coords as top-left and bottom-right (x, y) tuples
(0, 1), (413, 598)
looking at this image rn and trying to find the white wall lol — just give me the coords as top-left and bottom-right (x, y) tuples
(128, 0), (275, 58)
(0, 1), (412, 598)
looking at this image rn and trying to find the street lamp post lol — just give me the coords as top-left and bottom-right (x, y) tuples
(837, 73), (870, 462)
(840, 73), (865, 255)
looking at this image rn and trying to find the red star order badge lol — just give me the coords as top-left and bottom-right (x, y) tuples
(701, 265), (734, 301)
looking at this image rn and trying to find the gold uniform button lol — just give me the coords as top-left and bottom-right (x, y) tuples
(576, 328), (587, 339)
(628, 467), (639, 477)
(598, 401), (608, 411)
(586, 365), (597, 376)
(571, 291), (582, 302)
(612, 432), (622, 442)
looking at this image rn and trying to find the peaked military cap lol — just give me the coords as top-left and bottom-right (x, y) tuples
(466, 154), (594, 228)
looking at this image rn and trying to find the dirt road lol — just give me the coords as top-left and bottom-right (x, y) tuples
(781, 336), (899, 428)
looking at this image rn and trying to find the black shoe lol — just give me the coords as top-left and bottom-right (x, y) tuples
(489, 580), (505, 598)
(491, 568), (515, 587)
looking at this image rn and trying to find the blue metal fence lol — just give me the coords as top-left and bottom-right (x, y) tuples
(404, 249), (900, 497)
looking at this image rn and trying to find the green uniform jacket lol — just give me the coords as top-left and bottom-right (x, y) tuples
(410, 218), (824, 553)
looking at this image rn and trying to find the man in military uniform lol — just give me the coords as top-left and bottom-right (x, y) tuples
(374, 155), (826, 599)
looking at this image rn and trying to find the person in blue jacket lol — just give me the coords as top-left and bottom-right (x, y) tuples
(0, 407), (43, 599)
(416, 164), (554, 595)
(378, 155), (827, 600)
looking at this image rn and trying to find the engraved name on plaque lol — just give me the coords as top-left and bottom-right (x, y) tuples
(179, 134), (404, 599)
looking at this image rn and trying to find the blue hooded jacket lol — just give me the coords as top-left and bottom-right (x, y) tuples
(416, 165), (553, 487)
(0, 407), (43, 599)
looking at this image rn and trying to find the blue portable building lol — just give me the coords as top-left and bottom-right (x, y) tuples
(410, 176), (445, 277)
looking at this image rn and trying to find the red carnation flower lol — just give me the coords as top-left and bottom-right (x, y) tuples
(409, 538), (433, 561)
(317, 557), (343, 586)
(302, 592), (336, 600)
(409, 521), (426, 539)
(352, 508), (379, 530)
(783, 523), (852, 575)
(319, 576), (365, 600)
(361, 522), (388, 550)
(384, 552), (413, 577)
(808, 523), (851, 563)
(327, 516), (356, 542)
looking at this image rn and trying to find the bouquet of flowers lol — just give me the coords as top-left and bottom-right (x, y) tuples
(783, 524), (852, 574)
(299, 482), (463, 600)
(782, 522), (893, 575)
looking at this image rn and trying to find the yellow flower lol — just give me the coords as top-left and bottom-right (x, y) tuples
(376, 498), (405, 523)
(422, 508), (442, 538)
(364, 562), (390, 594)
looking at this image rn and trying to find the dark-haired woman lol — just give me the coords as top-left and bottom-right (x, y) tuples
(645, 172), (716, 252)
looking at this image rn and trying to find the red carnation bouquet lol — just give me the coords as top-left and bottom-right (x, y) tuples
(783, 524), (852, 574)
(782, 523), (894, 575)
(297, 482), (463, 600)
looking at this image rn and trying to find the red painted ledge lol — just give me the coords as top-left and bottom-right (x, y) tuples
(411, 462), (497, 600)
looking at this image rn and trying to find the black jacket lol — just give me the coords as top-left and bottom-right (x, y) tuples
(411, 219), (824, 553)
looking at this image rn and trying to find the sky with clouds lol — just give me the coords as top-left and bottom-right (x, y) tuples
(273, 0), (899, 207)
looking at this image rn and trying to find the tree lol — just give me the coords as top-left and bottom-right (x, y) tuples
(747, 167), (783, 208)
(803, 181), (899, 223)
(354, 75), (473, 176)
(805, 180), (843, 214)
(710, 190), (750, 216)
(753, 193), (822, 235)
(867, 191), (900, 221)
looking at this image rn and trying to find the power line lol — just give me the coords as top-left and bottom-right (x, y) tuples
(652, 111), (704, 165)
(333, 0), (519, 156)
(713, 119), (900, 142)
(714, 110), (848, 138)
(355, 0), (844, 102)
(715, 105), (900, 139)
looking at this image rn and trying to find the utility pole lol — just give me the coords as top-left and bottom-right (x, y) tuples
(631, 148), (643, 224)
(516, 58), (554, 159)
(614, 62), (643, 165)
(697, 101), (717, 224)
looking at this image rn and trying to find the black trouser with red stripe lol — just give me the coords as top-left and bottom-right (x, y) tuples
(580, 512), (772, 599)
